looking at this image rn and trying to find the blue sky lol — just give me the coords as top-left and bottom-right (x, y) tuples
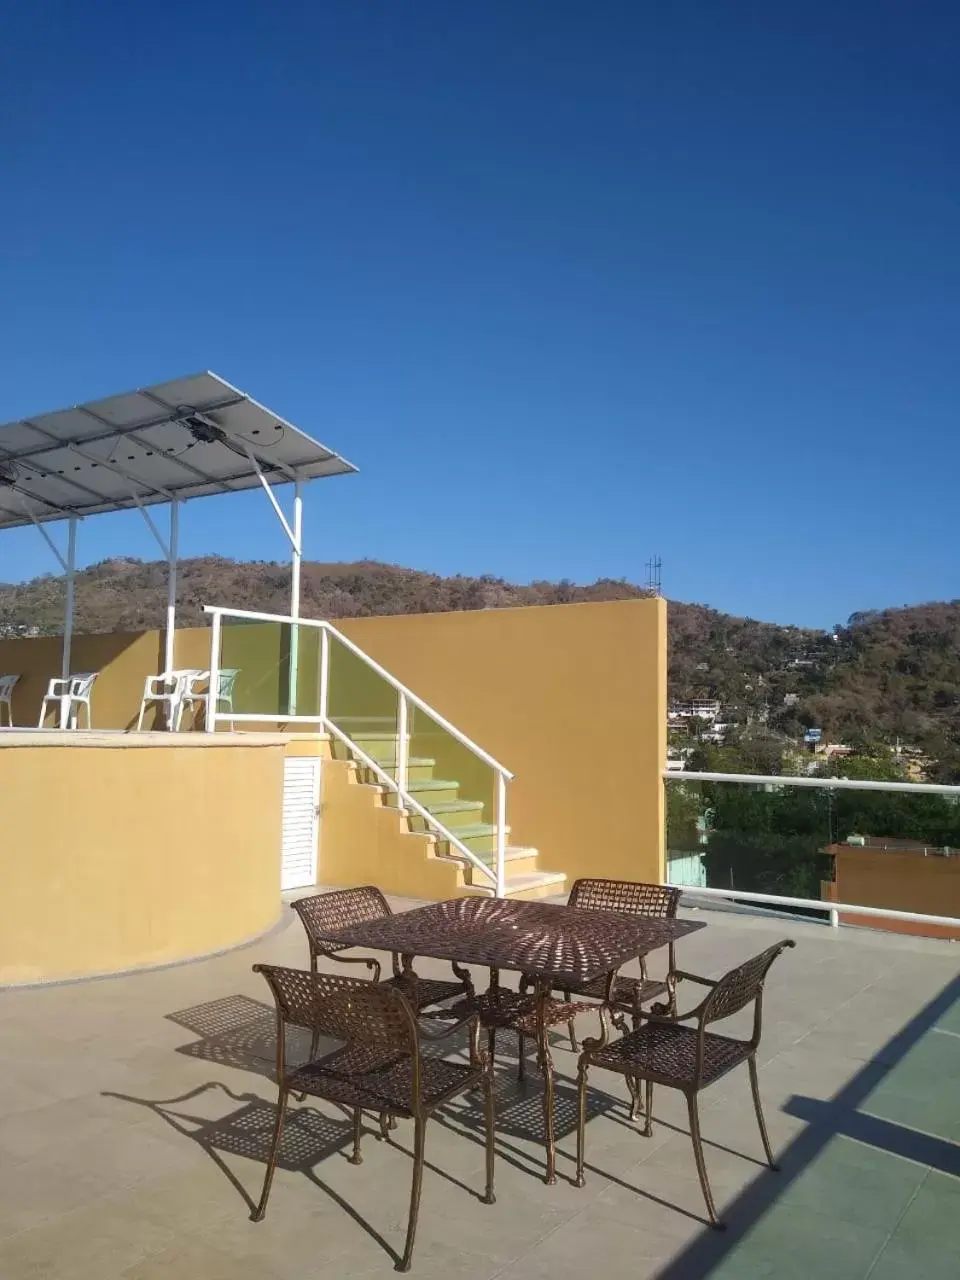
(1, 1), (957, 627)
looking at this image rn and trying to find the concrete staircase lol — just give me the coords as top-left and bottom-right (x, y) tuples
(331, 726), (566, 900)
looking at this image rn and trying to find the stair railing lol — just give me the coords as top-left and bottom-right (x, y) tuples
(202, 605), (512, 895)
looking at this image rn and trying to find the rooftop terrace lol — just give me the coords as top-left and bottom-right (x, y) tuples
(0, 897), (957, 1279)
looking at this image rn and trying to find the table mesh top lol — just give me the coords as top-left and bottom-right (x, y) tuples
(308, 896), (705, 985)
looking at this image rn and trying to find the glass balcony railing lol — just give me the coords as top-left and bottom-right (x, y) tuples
(218, 618), (321, 722)
(665, 774), (960, 931)
(325, 630), (401, 782)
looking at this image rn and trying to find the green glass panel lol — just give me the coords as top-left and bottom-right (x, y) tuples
(218, 619), (321, 722)
(326, 633), (400, 780)
(407, 702), (497, 856)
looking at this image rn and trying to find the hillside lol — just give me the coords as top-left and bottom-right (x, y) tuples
(1, 557), (958, 773)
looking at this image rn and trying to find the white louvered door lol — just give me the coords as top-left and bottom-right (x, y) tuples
(281, 756), (320, 890)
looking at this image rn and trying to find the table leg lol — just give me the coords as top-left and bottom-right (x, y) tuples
(451, 960), (475, 1001)
(399, 953), (419, 1005)
(534, 980), (557, 1185)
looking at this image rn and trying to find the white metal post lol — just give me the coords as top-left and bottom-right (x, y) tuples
(495, 772), (507, 897)
(61, 516), (77, 681)
(164, 499), (179, 674)
(59, 516), (78, 728)
(829, 908), (840, 928)
(319, 626), (330, 723)
(288, 479), (303, 716)
(206, 610), (221, 733)
(397, 692), (409, 814)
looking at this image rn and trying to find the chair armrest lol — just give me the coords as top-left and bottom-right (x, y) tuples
(327, 952), (382, 983)
(671, 970), (719, 988)
(417, 1011), (479, 1043)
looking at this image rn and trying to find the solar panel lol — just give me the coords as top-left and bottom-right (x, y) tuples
(0, 371), (357, 529)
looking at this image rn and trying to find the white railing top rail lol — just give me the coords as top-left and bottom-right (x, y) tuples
(673, 883), (960, 931)
(203, 604), (514, 780)
(664, 769), (960, 797)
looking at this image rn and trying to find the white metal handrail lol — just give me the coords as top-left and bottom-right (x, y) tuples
(664, 769), (960, 931)
(202, 605), (514, 778)
(202, 604), (509, 895)
(665, 768), (960, 797)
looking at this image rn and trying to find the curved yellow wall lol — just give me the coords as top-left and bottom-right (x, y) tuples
(0, 736), (285, 985)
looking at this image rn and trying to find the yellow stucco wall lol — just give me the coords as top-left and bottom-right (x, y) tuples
(0, 597), (667, 895)
(337, 598), (667, 889)
(0, 737), (284, 984)
(319, 752), (466, 899)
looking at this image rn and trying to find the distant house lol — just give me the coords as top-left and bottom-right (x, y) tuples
(822, 836), (960, 941)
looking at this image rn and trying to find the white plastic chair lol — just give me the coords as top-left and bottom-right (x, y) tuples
(136, 669), (200, 731)
(181, 668), (240, 730)
(0, 674), (19, 726)
(38, 672), (99, 729)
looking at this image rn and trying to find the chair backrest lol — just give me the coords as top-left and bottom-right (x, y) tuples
(0, 674), (18, 698)
(218, 668), (240, 698)
(703, 939), (795, 1027)
(291, 886), (392, 949)
(568, 878), (680, 919)
(254, 963), (416, 1051)
(69, 672), (99, 697)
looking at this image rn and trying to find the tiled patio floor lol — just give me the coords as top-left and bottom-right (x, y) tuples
(0, 896), (957, 1278)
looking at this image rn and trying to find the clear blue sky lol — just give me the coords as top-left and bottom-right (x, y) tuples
(1, 1), (957, 627)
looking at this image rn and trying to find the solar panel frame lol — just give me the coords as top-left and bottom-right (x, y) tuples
(0, 371), (357, 529)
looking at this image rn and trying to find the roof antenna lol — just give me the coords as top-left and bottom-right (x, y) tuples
(644, 554), (662, 597)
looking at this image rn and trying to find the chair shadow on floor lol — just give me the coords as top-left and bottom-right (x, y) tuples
(103, 1081), (408, 1263)
(165, 994), (315, 1083)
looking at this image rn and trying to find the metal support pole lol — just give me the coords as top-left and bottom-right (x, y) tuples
(397, 692), (409, 815)
(495, 773), (507, 898)
(318, 626), (330, 723)
(165, 499), (179, 674)
(61, 516), (77, 683)
(206, 610), (221, 733)
(288, 479), (303, 716)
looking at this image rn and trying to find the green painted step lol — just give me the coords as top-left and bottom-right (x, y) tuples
(407, 798), (486, 830)
(356, 756), (436, 783)
(430, 822), (504, 856)
(332, 731), (402, 763)
(383, 778), (460, 807)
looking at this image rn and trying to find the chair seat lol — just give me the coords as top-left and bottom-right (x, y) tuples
(447, 989), (594, 1036)
(584, 1022), (750, 1088)
(384, 975), (468, 1010)
(558, 973), (670, 1007)
(288, 1044), (479, 1116)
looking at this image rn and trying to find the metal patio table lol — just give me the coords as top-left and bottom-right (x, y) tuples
(306, 895), (705, 1183)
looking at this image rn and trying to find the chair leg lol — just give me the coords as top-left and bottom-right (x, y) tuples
(575, 1058), (588, 1187)
(516, 1032), (526, 1082)
(252, 1086), (288, 1221)
(349, 1108), (363, 1165)
(565, 991), (578, 1052)
(398, 1116), (426, 1272)
(136, 701), (146, 731)
(687, 1093), (722, 1229)
(487, 1027), (497, 1069)
(643, 1078), (653, 1138)
(748, 1056), (778, 1170)
(483, 1064), (497, 1205)
(627, 1076), (642, 1123)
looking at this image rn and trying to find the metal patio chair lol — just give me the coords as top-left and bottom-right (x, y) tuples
(575, 938), (795, 1227)
(252, 963), (496, 1272)
(37, 671), (99, 728)
(0, 674), (19, 726)
(554, 879), (683, 1051)
(291, 887), (472, 1037)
